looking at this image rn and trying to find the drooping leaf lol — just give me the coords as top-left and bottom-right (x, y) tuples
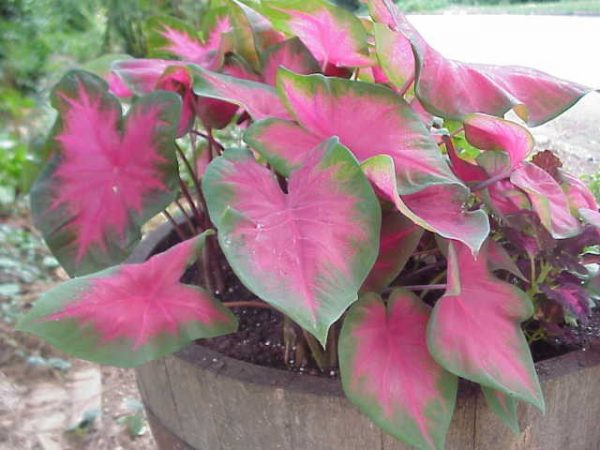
(31, 70), (180, 276)
(339, 290), (457, 449)
(17, 232), (237, 367)
(248, 0), (372, 68)
(511, 162), (582, 239)
(361, 155), (489, 253)
(261, 37), (320, 85)
(367, 1), (593, 126)
(481, 386), (520, 434)
(373, 23), (415, 94)
(464, 114), (534, 171)
(559, 170), (599, 213)
(146, 15), (229, 68)
(531, 149), (563, 180)
(202, 138), (381, 344)
(427, 241), (545, 410)
(190, 65), (292, 120)
(362, 211), (423, 292)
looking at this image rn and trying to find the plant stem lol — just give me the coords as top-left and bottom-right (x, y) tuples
(403, 284), (447, 291)
(178, 177), (203, 222)
(175, 141), (204, 203)
(470, 171), (510, 192)
(174, 198), (197, 235)
(163, 210), (187, 241)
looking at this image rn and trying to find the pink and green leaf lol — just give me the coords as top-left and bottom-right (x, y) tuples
(427, 241), (545, 410)
(361, 211), (424, 293)
(481, 386), (520, 434)
(373, 23), (415, 94)
(486, 238), (527, 281)
(511, 162), (582, 239)
(146, 15), (229, 68)
(559, 170), (599, 213)
(190, 65), (292, 120)
(261, 37), (320, 86)
(367, 3), (593, 126)
(361, 155), (490, 253)
(339, 290), (458, 449)
(30, 70), (180, 276)
(202, 138), (381, 344)
(248, 0), (372, 68)
(112, 58), (186, 95)
(16, 232), (237, 367)
(464, 114), (534, 170)
(243, 119), (323, 176)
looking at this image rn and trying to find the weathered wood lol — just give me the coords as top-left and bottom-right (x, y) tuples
(136, 341), (600, 450)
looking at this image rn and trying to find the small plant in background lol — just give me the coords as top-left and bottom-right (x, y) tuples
(16, 0), (599, 448)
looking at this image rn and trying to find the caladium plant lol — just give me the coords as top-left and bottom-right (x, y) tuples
(17, 0), (599, 448)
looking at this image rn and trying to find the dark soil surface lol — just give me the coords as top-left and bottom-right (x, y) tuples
(184, 245), (600, 377)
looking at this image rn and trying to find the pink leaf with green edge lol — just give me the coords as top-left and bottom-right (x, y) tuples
(361, 211), (424, 293)
(511, 162), (582, 239)
(155, 66), (197, 137)
(30, 70), (180, 276)
(107, 72), (132, 98)
(481, 386), (520, 434)
(464, 114), (534, 171)
(486, 239), (527, 281)
(559, 170), (599, 213)
(427, 241), (545, 411)
(579, 208), (600, 232)
(190, 65), (292, 120)
(261, 37), (320, 86)
(366, 1), (594, 126)
(276, 70), (461, 193)
(202, 138), (381, 344)
(244, 119), (323, 176)
(483, 179), (531, 217)
(250, 0), (372, 68)
(373, 23), (415, 94)
(361, 155), (489, 253)
(445, 138), (487, 183)
(339, 289), (458, 449)
(146, 15), (229, 68)
(112, 59), (186, 95)
(16, 232), (237, 367)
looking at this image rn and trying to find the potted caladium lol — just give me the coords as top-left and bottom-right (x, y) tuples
(17, 0), (600, 449)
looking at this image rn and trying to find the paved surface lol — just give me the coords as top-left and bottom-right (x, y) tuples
(407, 14), (600, 175)
(408, 14), (600, 87)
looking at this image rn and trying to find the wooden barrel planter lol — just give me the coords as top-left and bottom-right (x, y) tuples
(131, 223), (600, 450)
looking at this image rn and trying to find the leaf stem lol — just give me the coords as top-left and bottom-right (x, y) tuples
(163, 210), (187, 241)
(174, 198), (197, 235)
(175, 141), (205, 203)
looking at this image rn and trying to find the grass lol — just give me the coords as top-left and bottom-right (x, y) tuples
(397, 0), (600, 14)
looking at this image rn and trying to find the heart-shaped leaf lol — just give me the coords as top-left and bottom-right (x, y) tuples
(146, 15), (230, 68)
(361, 210), (424, 292)
(31, 70), (180, 276)
(481, 386), (520, 434)
(511, 162), (582, 239)
(427, 241), (544, 410)
(191, 65), (292, 120)
(368, 1), (593, 126)
(202, 138), (381, 344)
(248, 0), (372, 68)
(261, 37), (320, 85)
(339, 289), (458, 449)
(17, 232), (237, 367)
